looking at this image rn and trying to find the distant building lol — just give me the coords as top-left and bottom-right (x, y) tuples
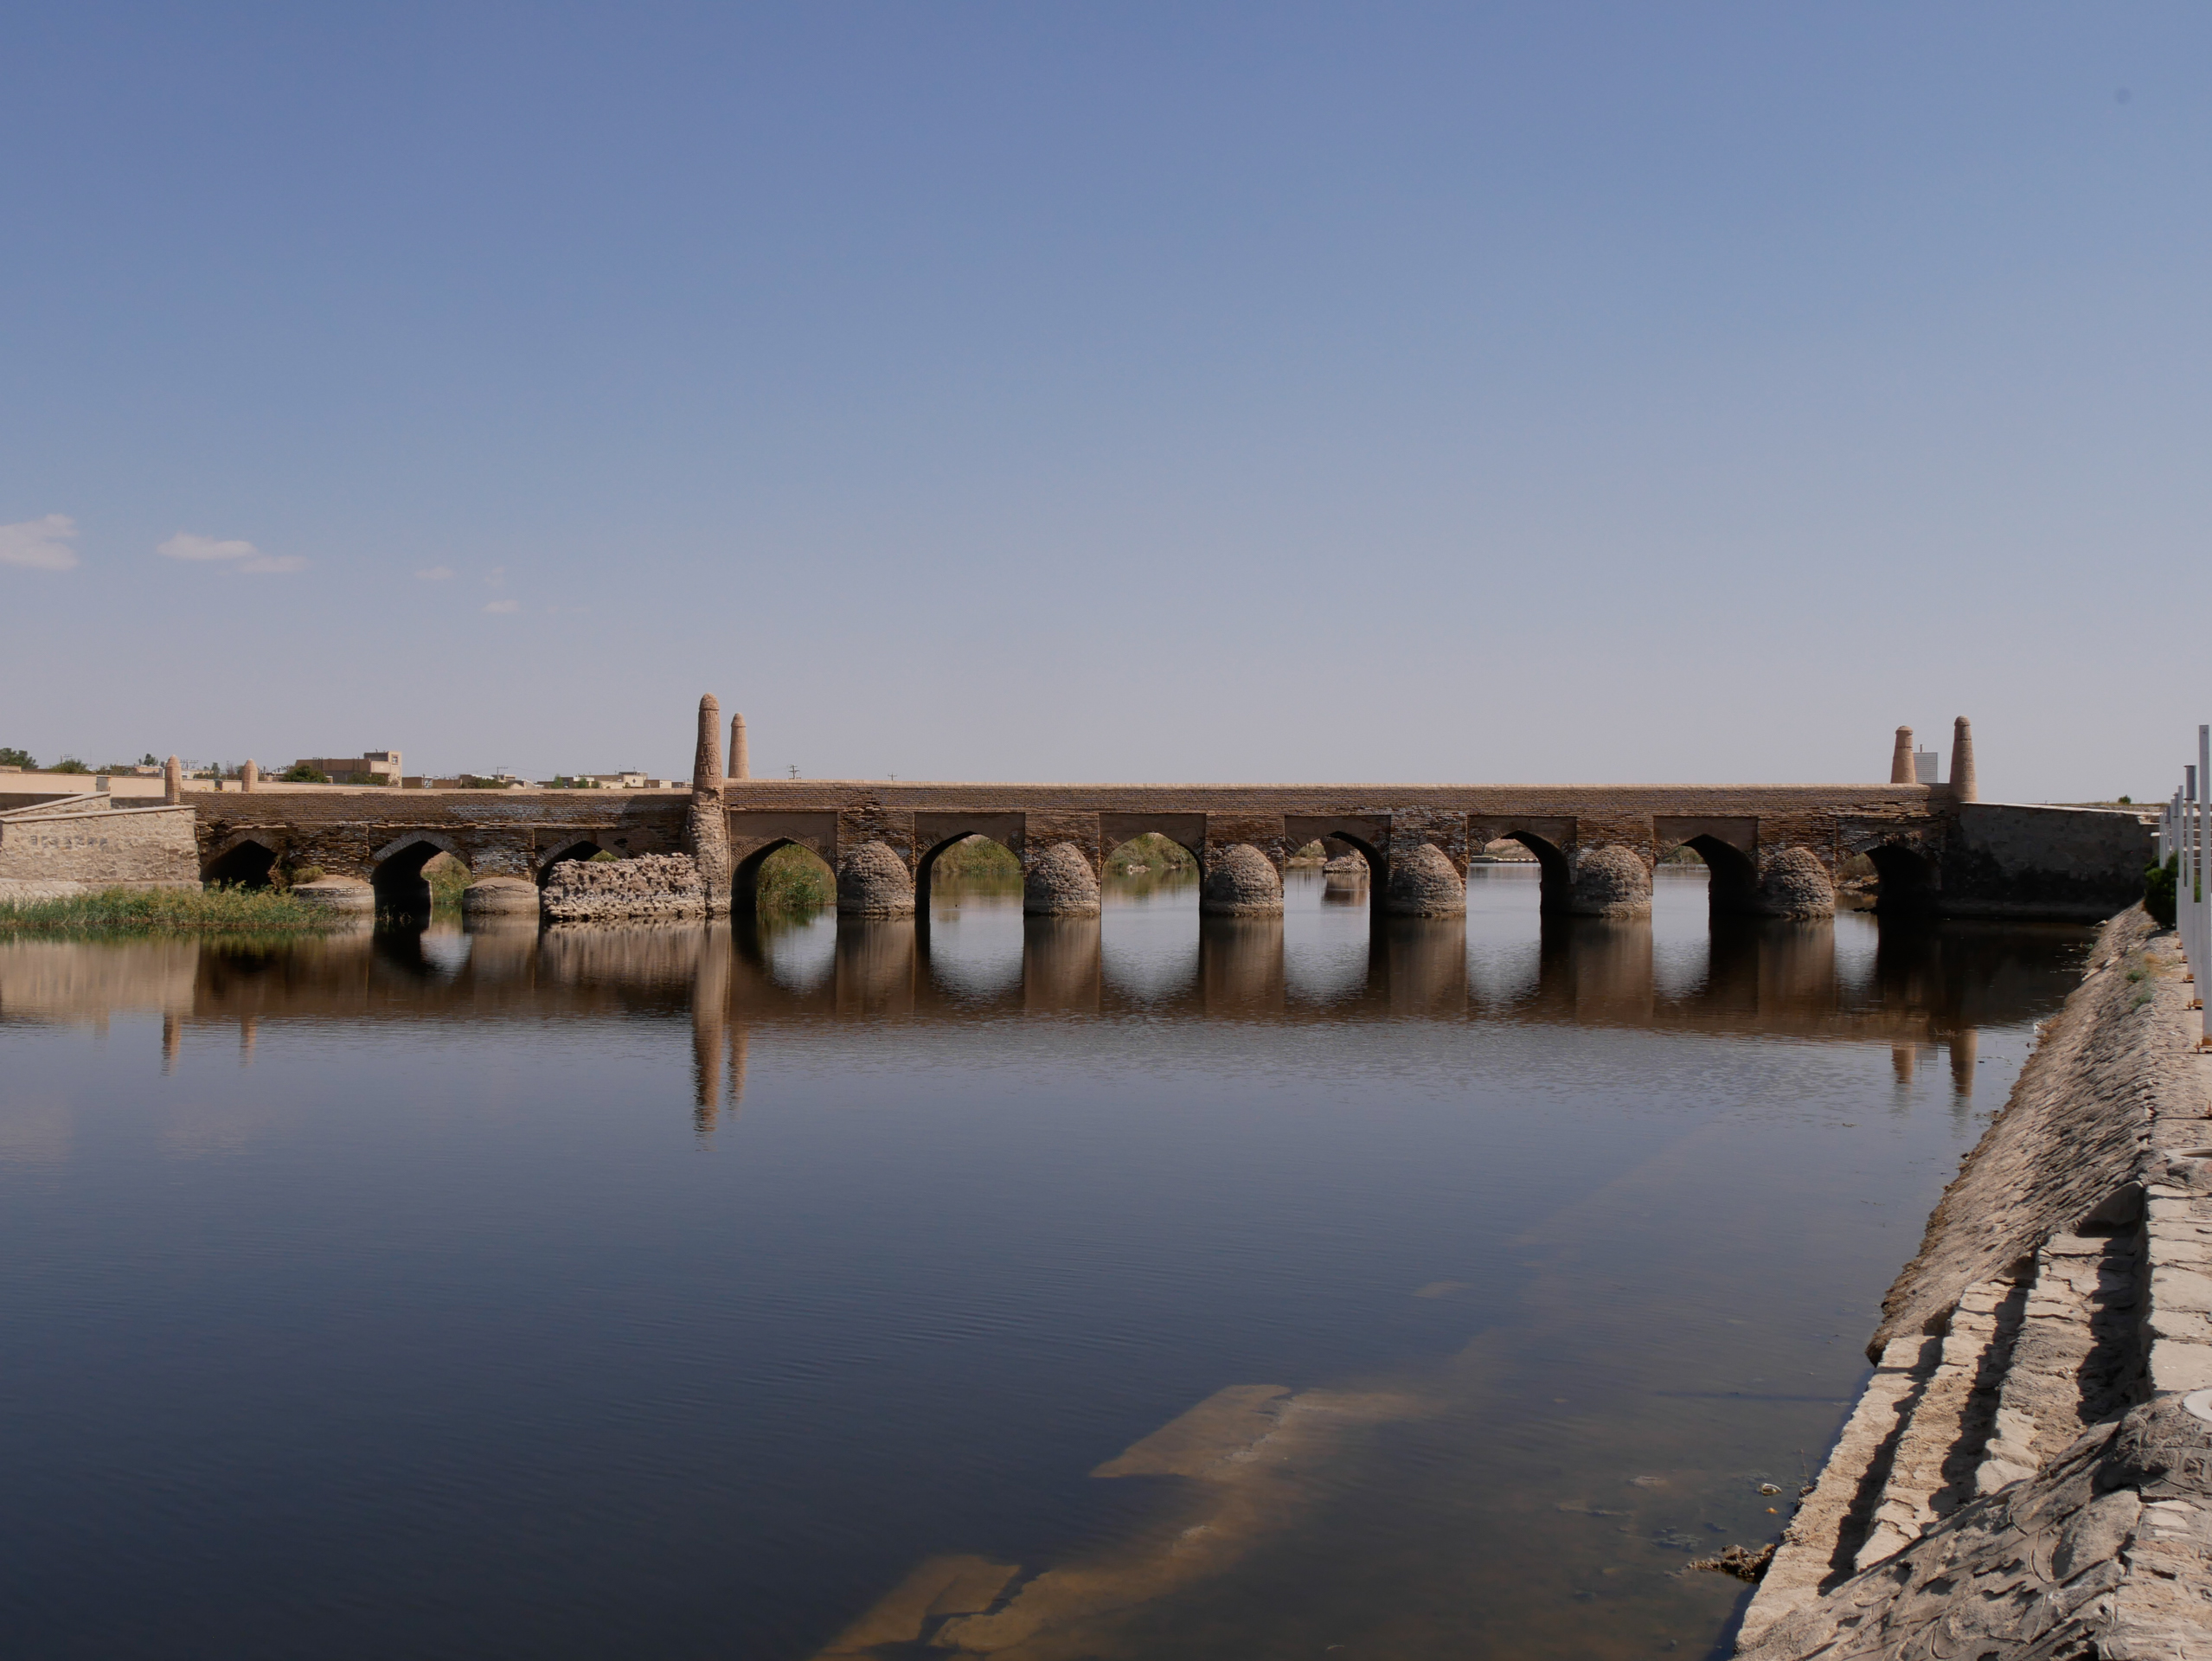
(1913, 748), (1940, 785)
(294, 750), (402, 785)
(544, 772), (685, 790)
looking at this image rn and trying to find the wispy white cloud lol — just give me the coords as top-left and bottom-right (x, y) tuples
(484, 598), (521, 614)
(416, 565), (455, 582)
(158, 530), (305, 575)
(484, 566), (507, 587)
(0, 514), (80, 570)
(158, 531), (254, 561)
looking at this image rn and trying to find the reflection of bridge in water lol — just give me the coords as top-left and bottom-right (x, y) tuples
(1, 898), (2088, 1134)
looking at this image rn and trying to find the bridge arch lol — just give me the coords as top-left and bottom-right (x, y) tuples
(1101, 830), (1203, 891)
(373, 833), (469, 916)
(1661, 834), (1760, 914)
(1866, 843), (1938, 912)
(1496, 830), (1573, 914)
(536, 836), (606, 885)
(914, 829), (1019, 909)
(203, 831), (281, 888)
(733, 837), (836, 914)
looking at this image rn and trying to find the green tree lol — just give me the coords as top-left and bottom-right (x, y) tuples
(280, 762), (328, 783)
(0, 747), (34, 769)
(49, 757), (91, 774)
(2145, 853), (2179, 928)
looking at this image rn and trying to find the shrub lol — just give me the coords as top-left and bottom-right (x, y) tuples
(2145, 853), (2178, 928)
(930, 835), (1020, 880)
(423, 852), (471, 907)
(1106, 832), (1196, 874)
(49, 757), (90, 774)
(281, 763), (328, 783)
(754, 843), (833, 910)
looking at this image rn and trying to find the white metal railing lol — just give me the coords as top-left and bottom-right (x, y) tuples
(2161, 724), (2212, 1046)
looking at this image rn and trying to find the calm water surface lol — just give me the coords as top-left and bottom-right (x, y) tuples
(0, 868), (2092, 1660)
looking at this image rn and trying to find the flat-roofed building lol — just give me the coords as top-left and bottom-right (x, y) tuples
(292, 750), (401, 785)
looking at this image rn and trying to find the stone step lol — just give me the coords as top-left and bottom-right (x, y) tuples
(1850, 1272), (2026, 1570)
(1970, 1230), (2142, 1496)
(1734, 1332), (1939, 1645)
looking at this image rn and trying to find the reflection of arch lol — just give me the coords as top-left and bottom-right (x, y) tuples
(203, 832), (279, 888)
(1662, 834), (1759, 914)
(374, 833), (469, 914)
(1867, 843), (1938, 912)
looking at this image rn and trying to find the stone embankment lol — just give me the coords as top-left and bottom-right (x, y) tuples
(1736, 908), (2212, 1659)
(541, 854), (705, 924)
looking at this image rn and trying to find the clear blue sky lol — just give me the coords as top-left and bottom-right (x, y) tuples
(4, 3), (2203, 797)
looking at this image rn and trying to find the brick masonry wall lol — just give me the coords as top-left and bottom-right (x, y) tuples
(719, 780), (1948, 887)
(169, 780), (2149, 919)
(0, 804), (200, 888)
(190, 788), (692, 882)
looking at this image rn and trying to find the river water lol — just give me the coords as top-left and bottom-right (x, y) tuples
(0, 868), (2092, 1660)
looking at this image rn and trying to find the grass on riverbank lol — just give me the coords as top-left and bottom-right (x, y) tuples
(0, 885), (332, 933)
(1106, 832), (1196, 875)
(931, 836), (1021, 880)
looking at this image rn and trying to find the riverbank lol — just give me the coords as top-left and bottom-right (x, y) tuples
(0, 885), (332, 933)
(1736, 906), (2212, 1659)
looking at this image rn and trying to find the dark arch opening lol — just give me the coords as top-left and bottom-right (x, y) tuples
(203, 838), (278, 889)
(375, 837), (465, 918)
(733, 838), (835, 916)
(1667, 835), (1760, 914)
(1498, 831), (1573, 914)
(1866, 843), (1937, 913)
(536, 837), (605, 887)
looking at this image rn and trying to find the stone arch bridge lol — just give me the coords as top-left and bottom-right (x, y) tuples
(181, 702), (2147, 922)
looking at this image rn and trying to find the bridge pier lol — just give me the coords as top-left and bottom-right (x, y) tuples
(837, 840), (916, 917)
(1199, 843), (1284, 916)
(1383, 843), (1465, 916)
(1753, 847), (1837, 918)
(1023, 842), (1101, 917)
(1567, 845), (1653, 918)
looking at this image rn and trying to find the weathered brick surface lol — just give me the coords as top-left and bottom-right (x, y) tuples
(164, 779), (2147, 920)
(542, 853), (704, 924)
(190, 788), (692, 884)
(0, 800), (198, 889)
